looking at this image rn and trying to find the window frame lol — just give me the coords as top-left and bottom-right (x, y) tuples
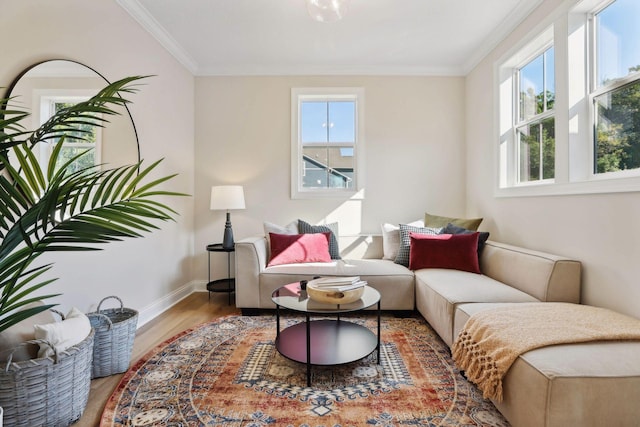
(588, 0), (640, 179)
(496, 25), (555, 191)
(494, 0), (640, 197)
(514, 45), (556, 184)
(291, 87), (365, 199)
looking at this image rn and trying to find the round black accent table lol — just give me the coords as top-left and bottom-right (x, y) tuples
(206, 243), (235, 305)
(271, 282), (381, 386)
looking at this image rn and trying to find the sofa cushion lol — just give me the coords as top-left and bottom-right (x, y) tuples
(409, 232), (480, 273)
(498, 340), (640, 427)
(424, 212), (483, 230)
(454, 303), (640, 426)
(298, 219), (341, 260)
(264, 258), (413, 277)
(260, 259), (415, 310)
(454, 303), (525, 341)
(415, 269), (538, 346)
(267, 232), (332, 266)
(394, 224), (442, 267)
(339, 234), (384, 259)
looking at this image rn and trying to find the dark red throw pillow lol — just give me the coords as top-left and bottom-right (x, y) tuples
(267, 232), (332, 267)
(408, 232), (481, 273)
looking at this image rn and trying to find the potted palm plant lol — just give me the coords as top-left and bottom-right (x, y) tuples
(0, 75), (184, 333)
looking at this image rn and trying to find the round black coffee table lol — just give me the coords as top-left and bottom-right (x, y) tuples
(271, 282), (381, 386)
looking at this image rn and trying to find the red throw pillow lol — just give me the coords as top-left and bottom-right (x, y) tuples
(267, 232), (332, 267)
(408, 232), (481, 273)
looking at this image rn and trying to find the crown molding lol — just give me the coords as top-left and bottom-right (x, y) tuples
(194, 64), (466, 77)
(118, 0), (541, 78)
(116, 0), (199, 74)
(461, 0), (544, 75)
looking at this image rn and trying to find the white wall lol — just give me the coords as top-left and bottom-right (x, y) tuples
(10, 0), (624, 325)
(465, 0), (640, 319)
(0, 0), (195, 323)
(194, 76), (466, 279)
(10, 73), (138, 168)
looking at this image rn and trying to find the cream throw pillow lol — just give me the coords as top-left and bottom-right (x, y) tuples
(264, 220), (299, 259)
(381, 220), (424, 260)
(34, 307), (91, 358)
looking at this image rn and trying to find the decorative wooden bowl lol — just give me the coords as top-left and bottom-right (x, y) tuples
(306, 283), (365, 304)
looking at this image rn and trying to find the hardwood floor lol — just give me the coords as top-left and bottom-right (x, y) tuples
(74, 291), (241, 426)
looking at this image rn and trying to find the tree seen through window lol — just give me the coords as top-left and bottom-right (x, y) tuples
(517, 46), (555, 182)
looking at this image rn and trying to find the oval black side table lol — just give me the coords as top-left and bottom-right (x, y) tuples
(206, 243), (235, 305)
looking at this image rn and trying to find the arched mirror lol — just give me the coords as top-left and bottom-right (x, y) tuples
(5, 59), (140, 170)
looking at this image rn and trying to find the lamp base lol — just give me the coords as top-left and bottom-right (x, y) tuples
(222, 211), (234, 250)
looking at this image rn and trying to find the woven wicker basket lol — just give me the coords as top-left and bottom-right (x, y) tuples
(87, 296), (138, 378)
(0, 328), (95, 427)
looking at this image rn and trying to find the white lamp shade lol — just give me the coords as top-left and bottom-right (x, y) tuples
(210, 185), (246, 210)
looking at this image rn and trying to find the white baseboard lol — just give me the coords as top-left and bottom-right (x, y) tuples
(136, 280), (208, 328)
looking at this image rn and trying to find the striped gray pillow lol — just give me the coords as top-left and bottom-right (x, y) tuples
(298, 220), (341, 260)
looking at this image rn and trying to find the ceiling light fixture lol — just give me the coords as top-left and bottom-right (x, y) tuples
(306, 0), (349, 23)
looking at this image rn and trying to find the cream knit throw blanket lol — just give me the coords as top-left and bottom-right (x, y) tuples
(451, 302), (640, 402)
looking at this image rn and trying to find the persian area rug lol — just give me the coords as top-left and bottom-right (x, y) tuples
(100, 314), (509, 427)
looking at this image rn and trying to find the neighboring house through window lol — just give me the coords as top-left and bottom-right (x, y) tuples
(291, 87), (364, 199)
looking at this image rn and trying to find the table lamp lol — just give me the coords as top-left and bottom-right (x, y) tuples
(210, 185), (245, 250)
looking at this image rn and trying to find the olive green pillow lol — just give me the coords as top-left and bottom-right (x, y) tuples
(424, 212), (483, 231)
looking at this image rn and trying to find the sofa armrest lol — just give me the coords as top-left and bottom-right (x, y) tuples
(234, 235), (268, 308)
(480, 240), (581, 303)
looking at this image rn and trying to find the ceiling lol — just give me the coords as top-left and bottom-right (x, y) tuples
(117, 0), (542, 76)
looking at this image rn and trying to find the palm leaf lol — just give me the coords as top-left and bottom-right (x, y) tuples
(25, 76), (147, 149)
(0, 302), (58, 333)
(0, 75), (187, 333)
(0, 99), (31, 157)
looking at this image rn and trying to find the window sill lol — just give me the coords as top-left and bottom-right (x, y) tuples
(291, 188), (365, 200)
(495, 175), (640, 197)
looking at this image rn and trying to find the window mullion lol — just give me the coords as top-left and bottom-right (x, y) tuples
(539, 122), (544, 179)
(543, 53), (547, 113)
(325, 102), (330, 142)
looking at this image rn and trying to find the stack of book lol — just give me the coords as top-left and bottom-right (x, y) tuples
(307, 276), (367, 292)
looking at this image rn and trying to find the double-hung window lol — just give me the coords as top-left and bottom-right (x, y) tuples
(591, 0), (640, 176)
(516, 47), (555, 183)
(291, 88), (364, 199)
(497, 25), (555, 190)
(498, 0), (640, 195)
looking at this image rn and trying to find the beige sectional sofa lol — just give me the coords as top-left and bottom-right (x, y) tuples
(454, 303), (640, 426)
(235, 234), (415, 311)
(420, 242), (640, 427)
(235, 233), (640, 426)
(416, 240), (582, 347)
